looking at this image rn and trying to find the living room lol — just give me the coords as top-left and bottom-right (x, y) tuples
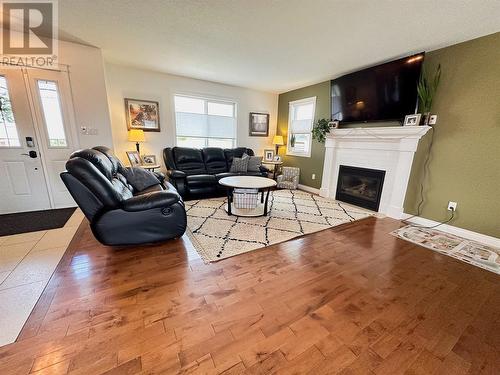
(0, 1), (499, 374)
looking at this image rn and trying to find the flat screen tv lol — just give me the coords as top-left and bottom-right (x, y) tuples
(331, 53), (424, 124)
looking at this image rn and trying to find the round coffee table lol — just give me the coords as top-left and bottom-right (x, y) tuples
(219, 176), (277, 217)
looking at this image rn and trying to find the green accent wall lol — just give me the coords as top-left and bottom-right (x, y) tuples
(404, 32), (500, 238)
(276, 32), (500, 237)
(276, 81), (330, 188)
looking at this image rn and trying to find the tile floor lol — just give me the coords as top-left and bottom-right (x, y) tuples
(0, 209), (84, 347)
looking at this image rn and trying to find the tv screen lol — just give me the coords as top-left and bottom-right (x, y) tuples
(331, 53), (424, 124)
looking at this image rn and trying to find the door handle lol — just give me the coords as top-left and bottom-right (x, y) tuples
(21, 150), (38, 158)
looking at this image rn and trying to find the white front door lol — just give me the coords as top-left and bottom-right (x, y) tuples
(0, 68), (51, 213)
(0, 67), (79, 214)
(25, 68), (79, 209)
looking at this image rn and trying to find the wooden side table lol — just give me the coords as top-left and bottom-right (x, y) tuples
(139, 164), (161, 172)
(262, 160), (283, 180)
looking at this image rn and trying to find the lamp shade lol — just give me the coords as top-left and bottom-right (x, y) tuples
(128, 129), (145, 142)
(272, 135), (284, 146)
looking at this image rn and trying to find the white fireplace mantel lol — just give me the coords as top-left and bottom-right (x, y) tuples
(320, 126), (431, 218)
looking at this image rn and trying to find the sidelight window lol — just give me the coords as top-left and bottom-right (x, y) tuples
(37, 80), (68, 148)
(0, 76), (21, 147)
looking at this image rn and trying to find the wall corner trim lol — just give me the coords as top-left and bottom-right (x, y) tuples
(401, 213), (500, 248)
(298, 184), (321, 195)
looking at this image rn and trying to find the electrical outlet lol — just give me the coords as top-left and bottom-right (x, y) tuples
(312, 174), (316, 180)
(81, 126), (98, 135)
(447, 201), (457, 211)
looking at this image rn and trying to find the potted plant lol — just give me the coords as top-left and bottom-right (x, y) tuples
(312, 118), (336, 143)
(417, 64), (441, 125)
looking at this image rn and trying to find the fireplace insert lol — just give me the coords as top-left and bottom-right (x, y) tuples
(335, 165), (385, 211)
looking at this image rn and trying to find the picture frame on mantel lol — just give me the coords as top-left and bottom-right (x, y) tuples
(125, 98), (160, 132)
(249, 112), (269, 136)
(403, 113), (421, 126)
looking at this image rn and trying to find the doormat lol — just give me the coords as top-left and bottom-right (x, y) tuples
(392, 225), (500, 274)
(0, 207), (77, 236)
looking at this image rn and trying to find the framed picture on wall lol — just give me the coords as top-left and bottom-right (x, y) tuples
(125, 98), (160, 132)
(249, 112), (269, 137)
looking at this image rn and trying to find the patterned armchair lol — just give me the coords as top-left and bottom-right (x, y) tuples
(276, 167), (300, 190)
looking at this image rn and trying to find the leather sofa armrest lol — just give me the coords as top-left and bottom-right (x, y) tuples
(167, 169), (187, 179)
(122, 190), (181, 212)
(152, 171), (165, 183)
(259, 165), (270, 173)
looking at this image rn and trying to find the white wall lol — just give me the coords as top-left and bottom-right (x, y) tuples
(104, 63), (278, 169)
(58, 41), (113, 149)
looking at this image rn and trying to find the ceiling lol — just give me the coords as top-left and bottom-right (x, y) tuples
(58, 0), (500, 93)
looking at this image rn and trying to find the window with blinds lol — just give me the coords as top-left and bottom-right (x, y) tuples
(174, 95), (236, 149)
(287, 97), (316, 157)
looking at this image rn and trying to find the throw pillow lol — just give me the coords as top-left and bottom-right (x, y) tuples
(247, 156), (263, 172)
(230, 154), (249, 172)
(122, 167), (161, 191)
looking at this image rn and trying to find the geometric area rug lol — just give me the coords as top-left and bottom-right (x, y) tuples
(185, 189), (374, 263)
(392, 225), (500, 274)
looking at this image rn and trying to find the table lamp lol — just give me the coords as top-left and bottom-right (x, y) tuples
(272, 135), (284, 155)
(128, 129), (145, 153)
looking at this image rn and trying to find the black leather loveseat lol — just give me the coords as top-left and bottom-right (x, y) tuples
(163, 147), (268, 199)
(61, 146), (186, 246)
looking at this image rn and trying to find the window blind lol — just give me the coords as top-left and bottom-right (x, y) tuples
(175, 113), (236, 139)
(174, 95), (237, 148)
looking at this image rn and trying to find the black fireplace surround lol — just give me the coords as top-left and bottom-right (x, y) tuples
(335, 165), (385, 211)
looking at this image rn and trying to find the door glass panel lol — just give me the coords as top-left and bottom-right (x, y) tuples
(37, 80), (67, 147)
(0, 75), (21, 147)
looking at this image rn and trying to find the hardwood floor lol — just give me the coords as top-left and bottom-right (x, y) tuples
(0, 217), (498, 374)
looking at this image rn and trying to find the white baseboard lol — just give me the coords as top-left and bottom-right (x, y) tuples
(401, 213), (500, 248)
(298, 184), (320, 195)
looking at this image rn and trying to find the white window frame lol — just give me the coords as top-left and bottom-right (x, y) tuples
(173, 93), (238, 149)
(286, 96), (316, 158)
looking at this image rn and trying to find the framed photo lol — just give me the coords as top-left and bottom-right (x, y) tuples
(125, 98), (160, 132)
(264, 149), (275, 162)
(403, 113), (421, 126)
(142, 154), (157, 165)
(249, 112), (269, 137)
(126, 151), (141, 167)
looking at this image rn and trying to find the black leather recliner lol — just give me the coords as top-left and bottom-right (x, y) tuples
(163, 147), (268, 199)
(60, 146), (187, 246)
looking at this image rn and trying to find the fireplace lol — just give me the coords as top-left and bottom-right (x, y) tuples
(335, 165), (386, 211)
